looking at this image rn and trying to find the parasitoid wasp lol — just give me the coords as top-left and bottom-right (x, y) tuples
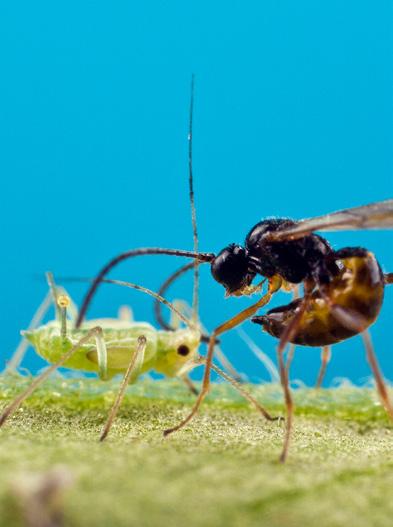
(74, 77), (393, 462)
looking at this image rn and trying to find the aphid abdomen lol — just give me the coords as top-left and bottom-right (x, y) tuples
(253, 250), (385, 346)
(24, 321), (158, 378)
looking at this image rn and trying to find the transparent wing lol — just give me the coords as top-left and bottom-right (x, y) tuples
(266, 199), (393, 242)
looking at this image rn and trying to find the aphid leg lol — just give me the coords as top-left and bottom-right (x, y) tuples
(276, 294), (311, 463)
(95, 329), (109, 381)
(99, 336), (147, 442)
(181, 374), (199, 396)
(362, 330), (393, 421)
(315, 346), (331, 389)
(214, 348), (244, 382)
(7, 291), (53, 372)
(0, 327), (103, 428)
(236, 328), (279, 383)
(163, 277), (281, 437)
(197, 358), (279, 421)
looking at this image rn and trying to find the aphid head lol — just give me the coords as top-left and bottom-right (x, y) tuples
(155, 328), (201, 377)
(211, 244), (255, 296)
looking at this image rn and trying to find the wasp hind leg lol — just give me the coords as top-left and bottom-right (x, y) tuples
(362, 331), (393, 421)
(275, 293), (313, 463)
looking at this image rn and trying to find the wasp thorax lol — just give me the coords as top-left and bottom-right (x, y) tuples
(211, 244), (255, 295)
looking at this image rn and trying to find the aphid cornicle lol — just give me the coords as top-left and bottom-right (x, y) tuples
(65, 77), (393, 462)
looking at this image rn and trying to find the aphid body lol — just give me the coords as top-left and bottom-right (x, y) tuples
(2, 272), (278, 442)
(24, 319), (201, 381)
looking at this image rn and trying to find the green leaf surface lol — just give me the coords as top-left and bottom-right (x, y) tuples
(0, 375), (391, 527)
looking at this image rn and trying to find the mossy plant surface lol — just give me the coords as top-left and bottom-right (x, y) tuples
(0, 375), (392, 527)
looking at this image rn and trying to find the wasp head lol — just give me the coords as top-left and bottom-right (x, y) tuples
(210, 244), (256, 296)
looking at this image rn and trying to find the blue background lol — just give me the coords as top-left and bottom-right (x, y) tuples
(1, 1), (392, 386)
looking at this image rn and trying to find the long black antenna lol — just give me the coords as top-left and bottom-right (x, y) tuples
(74, 79), (214, 329)
(75, 247), (214, 328)
(188, 75), (199, 320)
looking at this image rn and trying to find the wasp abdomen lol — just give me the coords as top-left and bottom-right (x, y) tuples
(253, 249), (385, 346)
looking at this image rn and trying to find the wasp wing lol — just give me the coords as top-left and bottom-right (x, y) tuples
(266, 199), (393, 241)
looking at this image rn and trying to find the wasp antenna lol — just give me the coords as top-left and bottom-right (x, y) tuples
(188, 74), (199, 321)
(67, 275), (197, 329)
(101, 278), (195, 328)
(75, 247), (214, 328)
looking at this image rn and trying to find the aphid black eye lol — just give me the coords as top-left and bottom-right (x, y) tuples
(177, 345), (190, 356)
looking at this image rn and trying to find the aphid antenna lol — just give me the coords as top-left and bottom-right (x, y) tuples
(63, 276), (196, 330)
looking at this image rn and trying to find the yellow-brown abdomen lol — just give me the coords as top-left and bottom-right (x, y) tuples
(257, 251), (384, 346)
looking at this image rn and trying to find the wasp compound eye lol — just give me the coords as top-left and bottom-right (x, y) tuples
(177, 345), (190, 356)
(211, 244), (254, 294)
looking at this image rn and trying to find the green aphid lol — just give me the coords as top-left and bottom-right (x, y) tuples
(2, 273), (276, 441)
(23, 318), (201, 382)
